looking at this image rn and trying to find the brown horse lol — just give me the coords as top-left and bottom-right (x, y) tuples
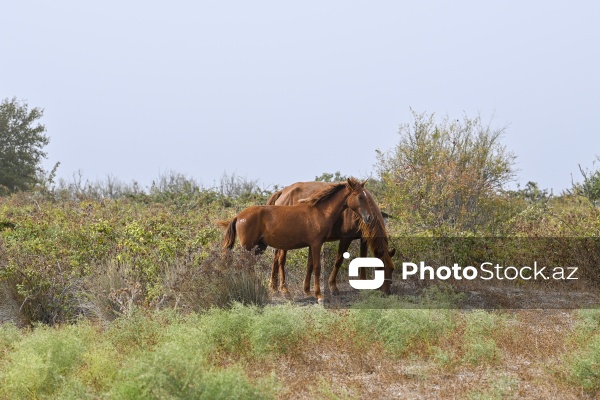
(267, 181), (395, 295)
(220, 178), (374, 302)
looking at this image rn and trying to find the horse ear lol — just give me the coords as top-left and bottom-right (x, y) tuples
(361, 179), (367, 187)
(389, 248), (396, 257)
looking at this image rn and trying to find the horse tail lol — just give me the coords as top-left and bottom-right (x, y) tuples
(222, 217), (238, 250)
(266, 189), (283, 205)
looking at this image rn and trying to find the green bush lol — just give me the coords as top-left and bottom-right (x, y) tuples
(109, 313), (275, 400)
(461, 311), (505, 366)
(571, 156), (600, 205)
(113, 361), (273, 400)
(564, 309), (600, 392)
(0, 187), (270, 324)
(567, 335), (600, 392)
(105, 309), (168, 356)
(197, 304), (254, 356)
(249, 304), (307, 357)
(350, 295), (456, 356)
(376, 110), (516, 235)
(0, 324), (89, 398)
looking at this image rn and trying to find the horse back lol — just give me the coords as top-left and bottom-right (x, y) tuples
(273, 181), (332, 206)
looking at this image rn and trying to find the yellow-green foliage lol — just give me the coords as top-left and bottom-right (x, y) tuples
(349, 292), (458, 356)
(0, 305), (597, 398)
(376, 111), (516, 235)
(565, 309), (600, 392)
(1, 323), (91, 398)
(0, 309), (283, 399)
(461, 311), (507, 366)
(0, 191), (255, 324)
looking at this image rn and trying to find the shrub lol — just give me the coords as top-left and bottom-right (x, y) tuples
(571, 156), (600, 205)
(197, 304), (255, 357)
(105, 309), (166, 356)
(376, 110), (516, 235)
(567, 335), (600, 392)
(77, 342), (121, 394)
(0, 324), (89, 398)
(461, 311), (505, 366)
(0, 187), (270, 324)
(249, 304), (307, 357)
(350, 294), (456, 356)
(175, 245), (271, 311)
(109, 311), (275, 400)
(564, 309), (600, 392)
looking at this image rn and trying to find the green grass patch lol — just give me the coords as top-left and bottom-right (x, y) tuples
(0, 323), (91, 399)
(350, 293), (457, 356)
(248, 304), (308, 358)
(466, 374), (518, 400)
(461, 310), (506, 366)
(564, 309), (600, 393)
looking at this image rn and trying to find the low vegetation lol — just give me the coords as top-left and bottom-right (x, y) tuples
(0, 300), (597, 399)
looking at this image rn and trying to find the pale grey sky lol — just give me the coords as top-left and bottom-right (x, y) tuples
(2, 1), (599, 192)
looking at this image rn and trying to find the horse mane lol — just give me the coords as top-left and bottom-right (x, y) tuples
(299, 177), (362, 207)
(354, 189), (394, 265)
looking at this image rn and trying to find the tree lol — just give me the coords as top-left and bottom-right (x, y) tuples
(376, 110), (516, 234)
(0, 97), (49, 194)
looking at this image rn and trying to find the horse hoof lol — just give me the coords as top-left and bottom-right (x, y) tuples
(317, 298), (324, 305)
(330, 288), (340, 296)
(280, 286), (290, 294)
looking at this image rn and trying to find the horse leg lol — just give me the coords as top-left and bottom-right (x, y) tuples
(277, 250), (289, 294)
(311, 245), (324, 302)
(328, 238), (352, 294)
(381, 262), (393, 295)
(303, 252), (313, 297)
(270, 250), (281, 291)
(358, 238), (368, 280)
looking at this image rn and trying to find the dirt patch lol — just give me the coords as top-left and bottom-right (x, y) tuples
(267, 265), (600, 310)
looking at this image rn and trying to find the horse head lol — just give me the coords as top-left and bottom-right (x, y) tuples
(345, 178), (374, 225)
